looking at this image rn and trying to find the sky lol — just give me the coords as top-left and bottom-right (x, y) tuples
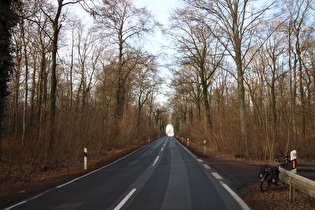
(133, 0), (182, 104)
(71, 0), (181, 104)
(133, 0), (181, 55)
(165, 124), (175, 136)
(133, 0), (181, 25)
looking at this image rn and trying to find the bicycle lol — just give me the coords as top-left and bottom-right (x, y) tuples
(259, 154), (290, 192)
(278, 153), (291, 166)
(259, 163), (280, 192)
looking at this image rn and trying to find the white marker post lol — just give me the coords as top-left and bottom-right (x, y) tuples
(84, 148), (88, 170)
(187, 138), (190, 147)
(290, 150), (297, 173)
(203, 140), (206, 155)
(289, 149), (297, 202)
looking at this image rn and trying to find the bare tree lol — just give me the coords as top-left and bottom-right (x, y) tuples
(246, 24), (287, 161)
(168, 8), (225, 127)
(132, 52), (160, 140)
(280, 0), (314, 143)
(185, 0), (277, 157)
(172, 65), (202, 121)
(32, 0), (83, 159)
(75, 23), (97, 113)
(87, 0), (159, 119)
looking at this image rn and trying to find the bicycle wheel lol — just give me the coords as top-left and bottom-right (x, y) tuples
(260, 180), (269, 192)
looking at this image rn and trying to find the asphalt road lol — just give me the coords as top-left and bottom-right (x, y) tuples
(7, 137), (251, 210)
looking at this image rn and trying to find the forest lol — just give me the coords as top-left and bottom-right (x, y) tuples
(0, 0), (315, 183)
(1, 0), (167, 182)
(170, 0), (315, 162)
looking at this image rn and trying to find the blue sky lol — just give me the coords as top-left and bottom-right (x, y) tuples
(133, 1), (181, 104)
(71, 0), (178, 104)
(132, 0), (183, 57)
(134, 0), (181, 25)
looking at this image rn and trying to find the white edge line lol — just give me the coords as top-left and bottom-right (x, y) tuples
(4, 145), (145, 210)
(176, 139), (197, 159)
(203, 164), (211, 169)
(212, 172), (223, 180)
(220, 181), (251, 210)
(113, 188), (137, 210)
(152, 156), (160, 166)
(4, 201), (27, 210)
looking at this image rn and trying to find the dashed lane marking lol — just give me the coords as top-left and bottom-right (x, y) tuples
(152, 156), (160, 166)
(114, 188), (137, 210)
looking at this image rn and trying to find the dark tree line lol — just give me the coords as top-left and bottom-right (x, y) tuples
(0, 0), (168, 182)
(168, 0), (315, 161)
(0, 0), (20, 161)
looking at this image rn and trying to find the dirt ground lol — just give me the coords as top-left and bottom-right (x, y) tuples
(1, 140), (315, 209)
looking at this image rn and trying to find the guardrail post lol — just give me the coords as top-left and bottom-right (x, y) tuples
(84, 148), (87, 170)
(289, 182), (295, 202)
(279, 166), (315, 202)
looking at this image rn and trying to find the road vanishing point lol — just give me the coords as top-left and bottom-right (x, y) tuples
(7, 137), (251, 210)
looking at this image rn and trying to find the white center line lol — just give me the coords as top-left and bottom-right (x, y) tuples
(114, 188), (137, 210)
(152, 156), (160, 166)
(161, 147), (164, 151)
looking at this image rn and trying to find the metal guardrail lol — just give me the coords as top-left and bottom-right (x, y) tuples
(279, 166), (315, 201)
(297, 166), (315, 171)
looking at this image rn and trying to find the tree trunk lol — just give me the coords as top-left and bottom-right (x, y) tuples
(115, 29), (125, 121)
(21, 20), (29, 148)
(48, 0), (63, 159)
(13, 50), (21, 138)
(235, 39), (247, 157)
(30, 52), (37, 129)
(232, 1), (247, 157)
(297, 35), (306, 141)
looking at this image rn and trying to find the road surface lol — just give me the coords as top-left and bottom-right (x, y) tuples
(7, 137), (251, 210)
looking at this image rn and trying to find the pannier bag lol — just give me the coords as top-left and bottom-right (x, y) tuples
(259, 165), (269, 178)
(271, 167), (280, 184)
